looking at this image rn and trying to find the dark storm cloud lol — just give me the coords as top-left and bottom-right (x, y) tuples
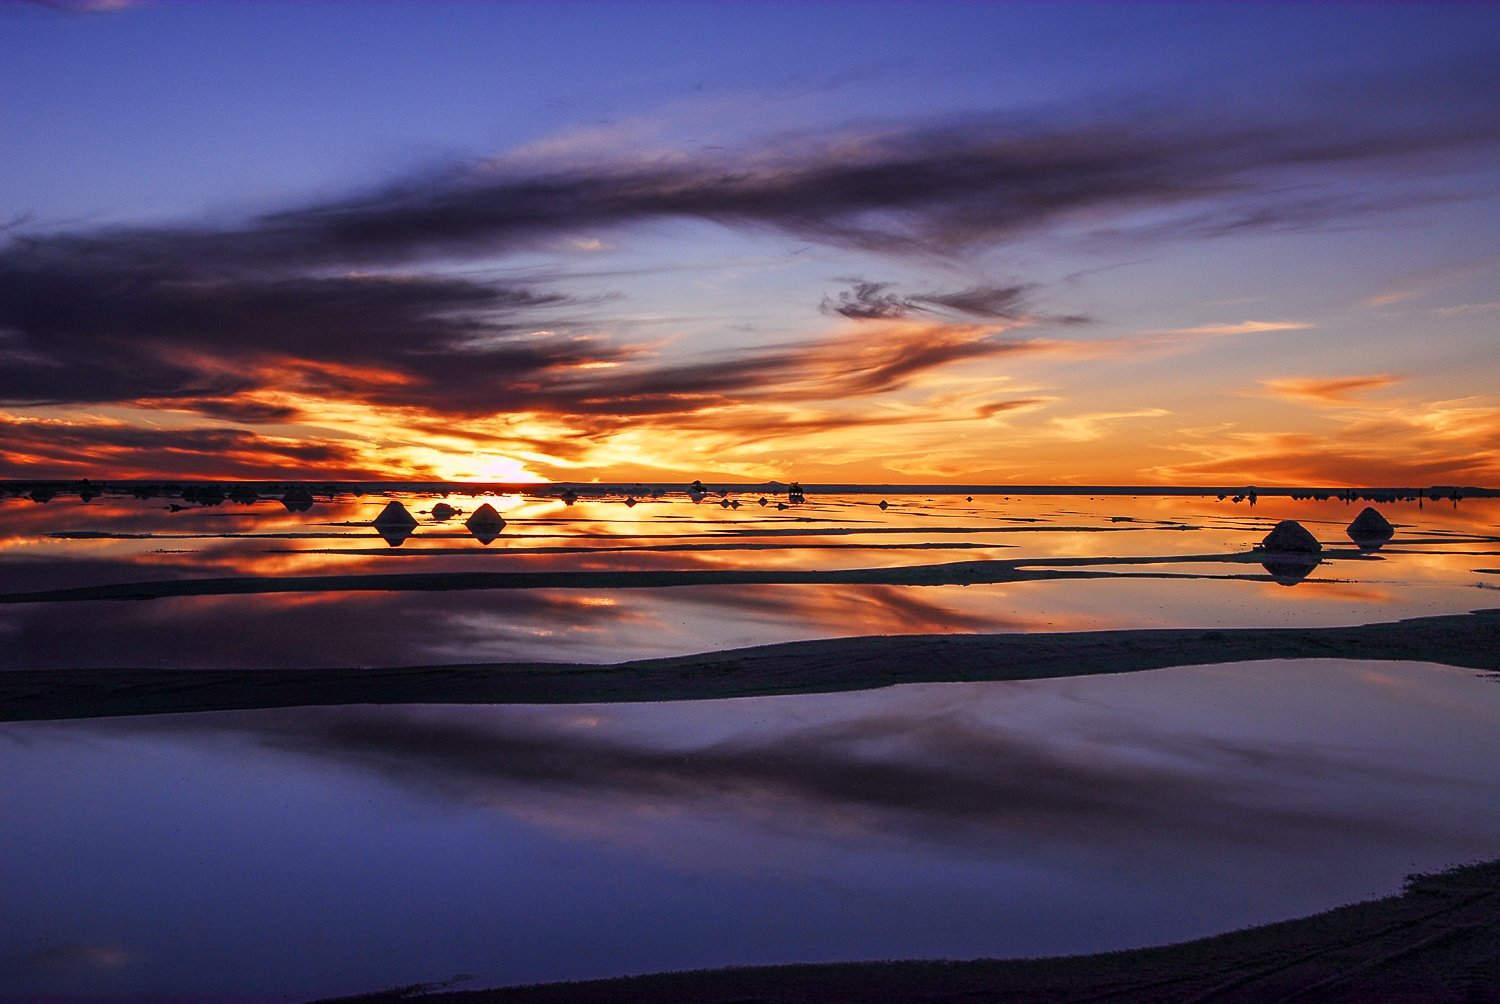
(0, 240), (1045, 424)
(169, 396), (305, 424)
(20, 102), (1497, 276)
(218, 103), (1500, 266)
(0, 259), (623, 417)
(3, 86), (1497, 426)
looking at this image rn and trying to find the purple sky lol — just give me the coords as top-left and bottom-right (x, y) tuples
(3, 1), (1498, 484)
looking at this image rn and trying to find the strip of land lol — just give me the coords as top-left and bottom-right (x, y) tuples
(3, 609), (1495, 723)
(0, 550), (1372, 604)
(312, 856), (1500, 1003)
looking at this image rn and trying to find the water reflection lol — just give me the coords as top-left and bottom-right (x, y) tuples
(1260, 555), (1322, 585)
(3, 659), (1497, 1000)
(2, 489), (1498, 670)
(140, 696), (1466, 850)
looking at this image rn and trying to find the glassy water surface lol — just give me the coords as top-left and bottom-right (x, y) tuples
(2, 487), (1496, 668)
(2, 487), (1497, 1001)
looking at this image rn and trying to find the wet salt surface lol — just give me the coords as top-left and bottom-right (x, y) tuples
(2, 489), (1498, 1001)
(3, 659), (1498, 1001)
(1, 490), (1496, 669)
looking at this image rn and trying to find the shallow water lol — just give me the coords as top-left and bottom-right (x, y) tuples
(4, 660), (1499, 1001)
(1, 488), (1498, 1001)
(1, 488), (1496, 668)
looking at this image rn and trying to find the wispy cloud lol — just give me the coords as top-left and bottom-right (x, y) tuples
(1436, 301), (1500, 317)
(1153, 320), (1313, 338)
(822, 281), (1026, 320)
(1259, 374), (1403, 405)
(1049, 408), (1172, 443)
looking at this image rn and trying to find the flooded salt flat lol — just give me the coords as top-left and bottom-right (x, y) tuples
(4, 659), (1499, 1002)
(1, 486), (1498, 1001)
(1, 487), (1496, 669)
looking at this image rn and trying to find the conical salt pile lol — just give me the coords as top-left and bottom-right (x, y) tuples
(465, 503), (505, 545)
(1261, 519), (1321, 553)
(1346, 507), (1394, 545)
(372, 500), (417, 528)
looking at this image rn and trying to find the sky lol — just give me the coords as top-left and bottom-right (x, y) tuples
(2, 0), (1498, 486)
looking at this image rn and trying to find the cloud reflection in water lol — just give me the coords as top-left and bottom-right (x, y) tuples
(129, 678), (1492, 859)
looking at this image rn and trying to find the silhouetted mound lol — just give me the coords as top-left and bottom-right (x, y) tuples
(370, 501), (419, 547)
(431, 503), (458, 521)
(1260, 519), (1320, 553)
(465, 503), (506, 545)
(373, 500), (418, 528)
(464, 503), (504, 529)
(1258, 520), (1321, 584)
(1346, 506), (1395, 547)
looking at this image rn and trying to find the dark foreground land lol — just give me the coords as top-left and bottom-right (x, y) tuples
(3, 609), (1497, 723)
(318, 857), (1500, 1004)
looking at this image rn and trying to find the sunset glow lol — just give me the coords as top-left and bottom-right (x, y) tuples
(2, 3), (1497, 486)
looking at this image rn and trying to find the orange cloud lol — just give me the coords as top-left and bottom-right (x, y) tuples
(1259, 374), (1403, 404)
(1155, 398), (1500, 485)
(1154, 320), (1313, 337)
(0, 413), (390, 480)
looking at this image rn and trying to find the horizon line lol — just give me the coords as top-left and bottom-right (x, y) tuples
(3, 478), (1496, 498)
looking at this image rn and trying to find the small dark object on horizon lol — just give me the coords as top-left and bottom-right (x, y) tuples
(280, 487), (315, 512)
